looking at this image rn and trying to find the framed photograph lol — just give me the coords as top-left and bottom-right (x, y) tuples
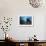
(19, 16), (33, 26)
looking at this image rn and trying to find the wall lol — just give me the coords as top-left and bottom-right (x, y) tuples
(44, 16), (46, 40)
(7, 16), (45, 40)
(0, 0), (46, 40)
(0, 16), (45, 40)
